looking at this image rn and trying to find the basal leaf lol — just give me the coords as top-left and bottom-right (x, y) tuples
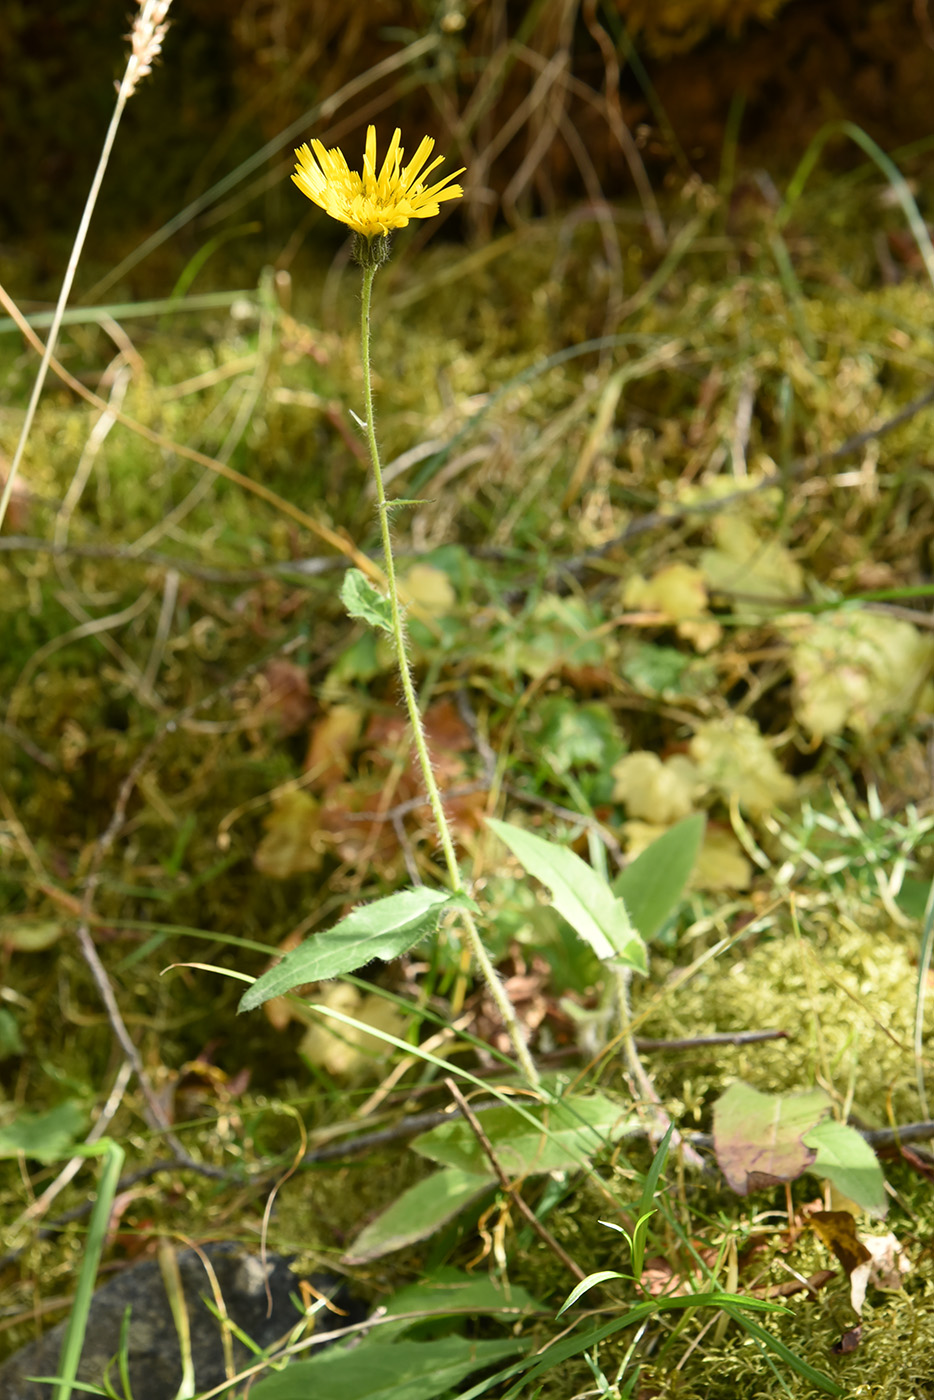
(613, 813), (705, 939)
(487, 818), (646, 972)
(0, 1101), (87, 1163)
(342, 1168), (495, 1265)
(248, 1337), (524, 1400)
(238, 888), (475, 1012)
(379, 1267), (541, 1340)
(803, 1118), (887, 1217)
(412, 1094), (636, 1177)
(341, 567), (394, 634)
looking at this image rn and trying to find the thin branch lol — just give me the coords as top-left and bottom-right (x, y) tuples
(562, 382), (934, 577)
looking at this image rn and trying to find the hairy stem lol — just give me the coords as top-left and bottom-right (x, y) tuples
(359, 263), (539, 1086)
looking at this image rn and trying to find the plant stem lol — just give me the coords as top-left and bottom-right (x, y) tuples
(359, 263), (539, 1087)
(0, 0), (172, 531)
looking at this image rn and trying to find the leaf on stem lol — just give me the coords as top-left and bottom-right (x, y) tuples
(487, 818), (646, 972)
(342, 567), (393, 633)
(238, 887), (476, 1011)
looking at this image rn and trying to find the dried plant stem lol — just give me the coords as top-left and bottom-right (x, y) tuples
(359, 264), (539, 1088)
(445, 1079), (585, 1281)
(0, 1), (172, 533)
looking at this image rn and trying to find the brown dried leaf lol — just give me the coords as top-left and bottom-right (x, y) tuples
(259, 659), (313, 736)
(713, 1082), (829, 1195)
(253, 789), (323, 879)
(304, 703), (363, 786)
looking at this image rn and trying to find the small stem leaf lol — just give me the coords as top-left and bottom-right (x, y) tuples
(341, 567), (393, 633)
(238, 888), (477, 1011)
(487, 818), (647, 973)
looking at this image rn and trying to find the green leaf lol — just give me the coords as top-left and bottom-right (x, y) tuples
(803, 1117), (887, 1217)
(0, 1009), (25, 1060)
(556, 1270), (627, 1317)
(537, 698), (623, 775)
(487, 818), (646, 972)
(0, 1100), (87, 1163)
(379, 1267), (541, 1339)
(613, 814), (705, 940)
(238, 888), (475, 1011)
(493, 1294), (798, 1400)
(412, 1094), (636, 1177)
(713, 1082), (830, 1195)
(342, 1168), (495, 1265)
(341, 567), (393, 633)
(248, 1337), (524, 1400)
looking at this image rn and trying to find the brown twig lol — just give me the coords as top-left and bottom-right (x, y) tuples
(444, 1078), (587, 1282)
(633, 1030), (789, 1052)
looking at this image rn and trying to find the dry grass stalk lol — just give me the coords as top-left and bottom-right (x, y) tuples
(123, 0), (173, 97)
(0, 0), (174, 535)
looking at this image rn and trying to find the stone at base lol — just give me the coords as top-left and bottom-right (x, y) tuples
(0, 1242), (355, 1400)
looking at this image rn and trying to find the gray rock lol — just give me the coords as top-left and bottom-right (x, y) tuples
(0, 1243), (355, 1399)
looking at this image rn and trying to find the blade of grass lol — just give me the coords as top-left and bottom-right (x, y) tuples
(52, 1139), (126, 1400)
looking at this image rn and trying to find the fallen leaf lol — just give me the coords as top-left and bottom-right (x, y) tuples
(782, 610), (934, 740)
(303, 704), (362, 786)
(713, 1082), (830, 1195)
(701, 514), (804, 609)
(855, 1231), (912, 1299)
(612, 750), (702, 823)
(259, 659), (313, 736)
(809, 1210), (872, 1277)
(401, 563), (457, 615)
(693, 826), (753, 891)
(689, 715), (796, 816)
(299, 984), (408, 1081)
(623, 563), (721, 652)
(254, 789), (323, 879)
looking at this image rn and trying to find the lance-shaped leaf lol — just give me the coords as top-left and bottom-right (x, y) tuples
(613, 813), (705, 940)
(412, 1094), (637, 1177)
(487, 818), (646, 972)
(342, 1167), (495, 1265)
(248, 1337), (525, 1400)
(239, 888), (476, 1012)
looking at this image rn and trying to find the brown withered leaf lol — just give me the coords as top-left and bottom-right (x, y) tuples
(259, 659), (313, 736)
(304, 704), (363, 787)
(713, 1083), (828, 1195)
(809, 1211), (872, 1277)
(879, 1141), (934, 1183)
(253, 789), (323, 879)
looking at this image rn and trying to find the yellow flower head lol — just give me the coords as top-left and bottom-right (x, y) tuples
(292, 125), (465, 239)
